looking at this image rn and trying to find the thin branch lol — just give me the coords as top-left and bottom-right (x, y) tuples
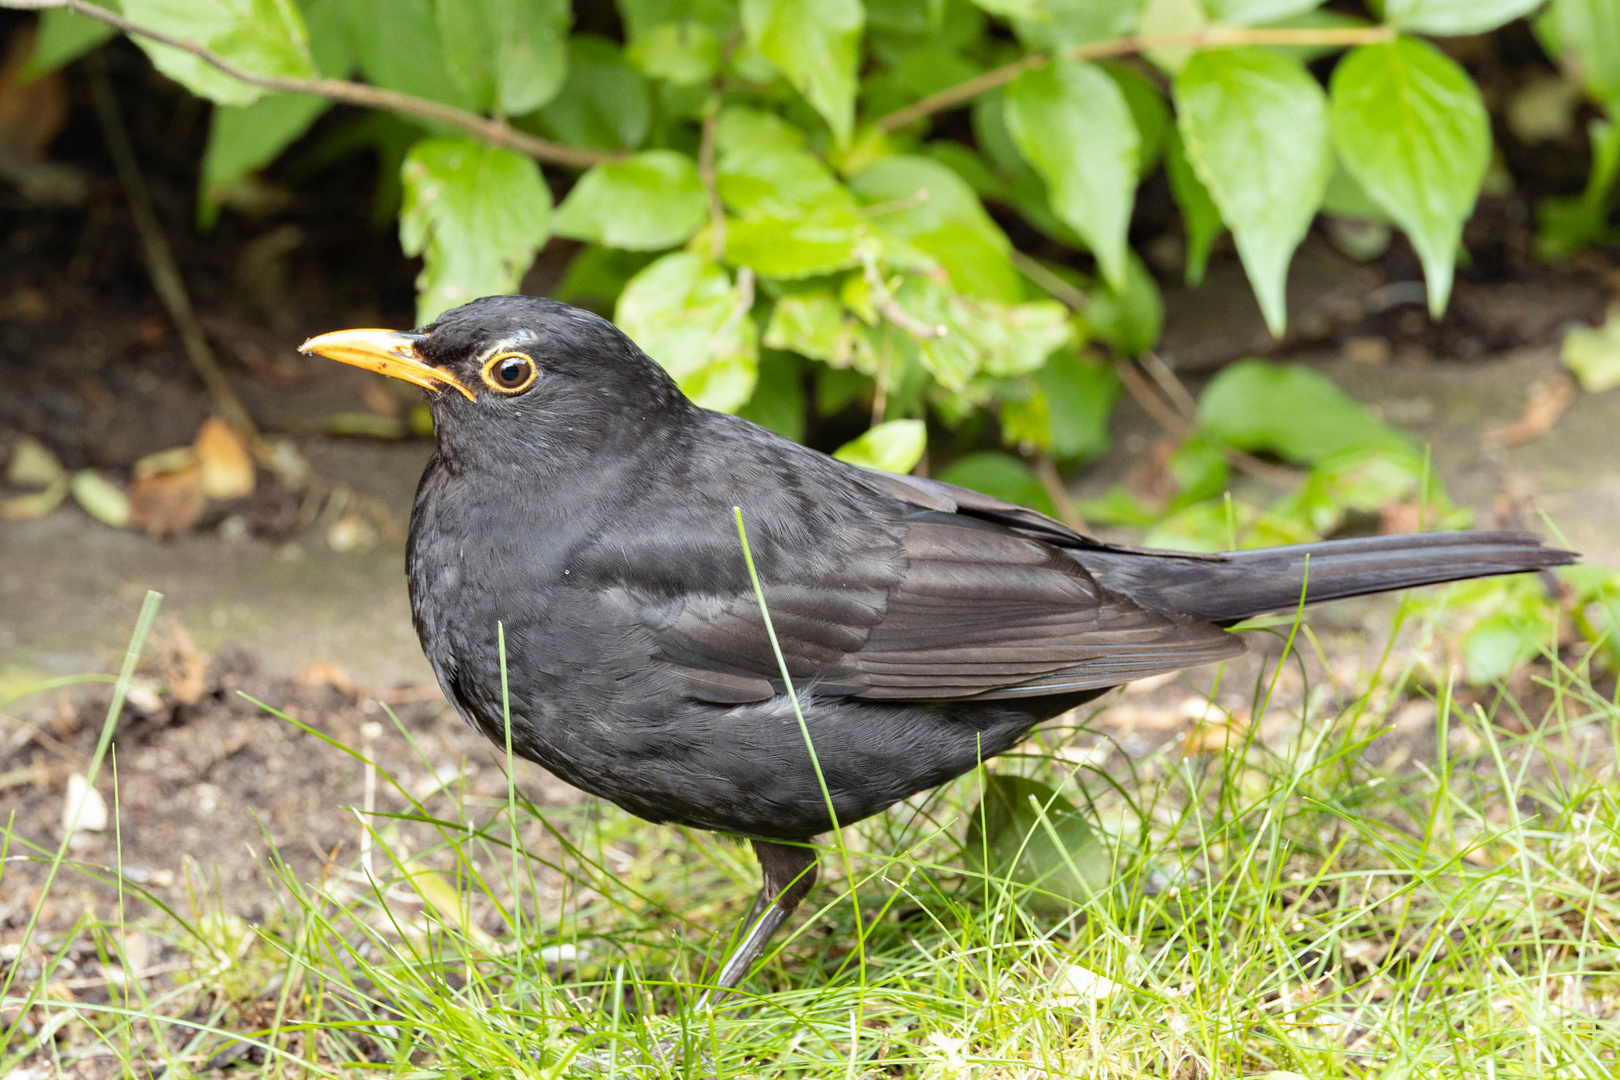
(876, 24), (1395, 132)
(86, 54), (257, 446)
(1140, 351), (1199, 425)
(1034, 455), (1086, 532)
(699, 108), (726, 261)
(1011, 251), (1089, 310)
(860, 251), (948, 340)
(7, 0), (617, 169)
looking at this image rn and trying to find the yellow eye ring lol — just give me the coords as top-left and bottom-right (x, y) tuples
(481, 351), (538, 394)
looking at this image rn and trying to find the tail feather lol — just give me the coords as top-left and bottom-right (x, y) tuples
(1080, 531), (1577, 626)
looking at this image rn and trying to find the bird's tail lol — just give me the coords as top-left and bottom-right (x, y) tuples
(1081, 531), (1576, 627)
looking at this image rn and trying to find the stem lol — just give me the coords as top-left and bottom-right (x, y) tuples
(8, 0), (617, 169)
(876, 24), (1395, 132)
(86, 54), (258, 446)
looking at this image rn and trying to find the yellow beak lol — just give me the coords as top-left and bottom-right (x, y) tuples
(298, 328), (474, 401)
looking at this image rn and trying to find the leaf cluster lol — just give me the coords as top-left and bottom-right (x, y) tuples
(24, 0), (1620, 490)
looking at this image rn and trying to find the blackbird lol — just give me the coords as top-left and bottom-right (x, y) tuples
(302, 295), (1574, 996)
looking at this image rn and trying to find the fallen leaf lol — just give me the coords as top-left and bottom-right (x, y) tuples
(261, 437), (310, 489)
(360, 378), (404, 420)
(1562, 311), (1620, 393)
(294, 659), (357, 696)
(1182, 707), (1250, 754)
(0, 25), (70, 157)
(6, 434), (63, 487)
(134, 445), (196, 480)
(71, 470), (131, 528)
(0, 285), (50, 320)
(1, 476), (66, 519)
(1053, 963), (1127, 1005)
(63, 773), (108, 833)
(1485, 372), (1577, 447)
(129, 463), (205, 537)
(327, 513), (378, 553)
(159, 624), (208, 706)
(193, 417), (255, 499)
(401, 859), (495, 946)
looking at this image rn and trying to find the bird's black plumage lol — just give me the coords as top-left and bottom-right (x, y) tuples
(303, 294), (1576, 993)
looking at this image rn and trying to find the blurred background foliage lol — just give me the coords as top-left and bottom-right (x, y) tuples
(7, 0), (1620, 683)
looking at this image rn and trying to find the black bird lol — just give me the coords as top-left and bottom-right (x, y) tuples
(301, 296), (1574, 996)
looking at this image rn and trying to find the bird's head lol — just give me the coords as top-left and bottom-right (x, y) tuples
(299, 295), (688, 463)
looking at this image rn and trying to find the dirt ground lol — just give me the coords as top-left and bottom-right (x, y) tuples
(3, 23), (1620, 983)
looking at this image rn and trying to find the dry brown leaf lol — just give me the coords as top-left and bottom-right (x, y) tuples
(1485, 372), (1577, 448)
(0, 285), (50, 321)
(160, 624), (209, 706)
(0, 26), (69, 157)
(0, 476), (67, 519)
(1182, 709), (1251, 754)
(294, 659), (357, 696)
(130, 463), (205, 537)
(193, 417), (255, 499)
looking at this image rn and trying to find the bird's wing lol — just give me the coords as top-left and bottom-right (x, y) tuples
(649, 507), (1242, 704)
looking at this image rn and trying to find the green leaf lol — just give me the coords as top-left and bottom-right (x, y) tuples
(1012, 0), (1140, 50)
(849, 156), (1021, 302)
(341, 0), (472, 108)
(1552, 0), (1620, 110)
(626, 21), (722, 85)
(1032, 348), (1122, 461)
(715, 108), (861, 216)
(1536, 119), (1620, 259)
(400, 138), (552, 324)
(1463, 612), (1543, 684)
(1164, 131), (1224, 287)
(1005, 61), (1139, 292)
(533, 36), (651, 151)
(120, 0), (316, 107)
(616, 252), (759, 411)
(742, 0), (864, 143)
(1561, 310), (1620, 393)
(1268, 445), (1424, 536)
(1175, 48), (1331, 336)
(1321, 163), (1391, 221)
(937, 452), (1058, 517)
(199, 94), (329, 226)
(553, 151), (707, 250)
(435, 0), (570, 115)
(1197, 359), (1409, 464)
(966, 301), (1076, 377)
(763, 290), (864, 365)
(1105, 63), (1171, 179)
(1330, 39), (1489, 318)
(965, 773), (1111, 918)
(737, 351), (807, 441)
(724, 215), (865, 278)
(1085, 251), (1163, 357)
(833, 419), (927, 473)
(1205, 0), (1323, 23)
(1382, 0), (1542, 36)
(552, 244), (657, 312)
(21, 6), (117, 82)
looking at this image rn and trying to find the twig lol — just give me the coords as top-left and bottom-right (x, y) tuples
(1034, 455), (1086, 531)
(699, 108), (726, 260)
(1140, 351), (1199, 425)
(1113, 357), (1194, 439)
(86, 54), (258, 445)
(876, 24), (1394, 132)
(1011, 250), (1089, 311)
(6, 0), (616, 169)
(860, 250), (948, 339)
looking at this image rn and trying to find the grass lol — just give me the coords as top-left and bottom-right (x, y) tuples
(2, 591), (1618, 1078)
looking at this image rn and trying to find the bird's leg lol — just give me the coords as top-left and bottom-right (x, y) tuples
(698, 840), (818, 1009)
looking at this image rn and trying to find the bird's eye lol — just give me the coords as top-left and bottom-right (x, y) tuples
(481, 352), (538, 394)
